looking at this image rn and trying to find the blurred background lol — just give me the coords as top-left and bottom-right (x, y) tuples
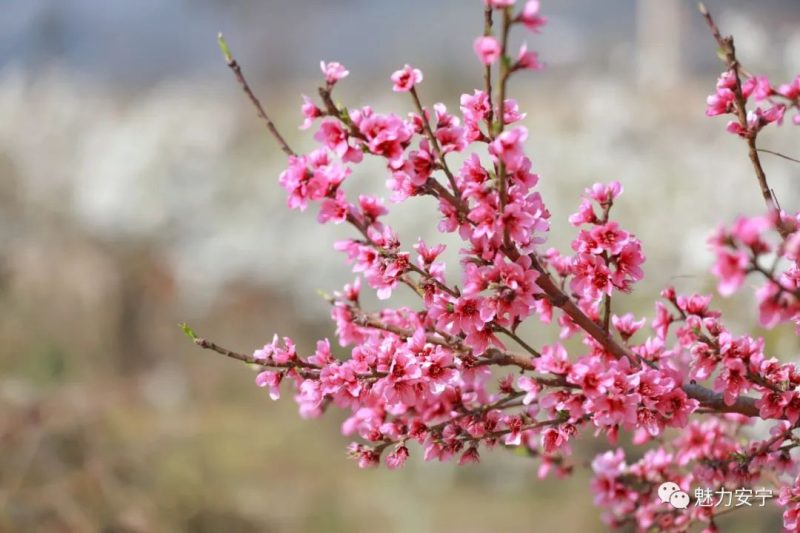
(1, 0), (800, 531)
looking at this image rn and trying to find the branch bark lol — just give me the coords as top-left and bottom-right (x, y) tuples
(698, 5), (790, 238)
(218, 34), (296, 157)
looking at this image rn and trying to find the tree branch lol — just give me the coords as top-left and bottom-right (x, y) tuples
(758, 148), (800, 165)
(698, 5), (790, 238)
(218, 34), (296, 157)
(409, 86), (460, 197)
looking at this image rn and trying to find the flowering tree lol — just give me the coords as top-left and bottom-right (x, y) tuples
(185, 2), (800, 530)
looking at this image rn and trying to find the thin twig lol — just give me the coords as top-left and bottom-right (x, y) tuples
(495, 7), (513, 137)
(483, 7), (495, 133)
(218, 34), (296, 157)
(493, 324), (541, 358)
(758, 148), (800, 165)
(496, 7), (513, 247)
(409, 86), (460, 197)
(195, 337), (315, 371)
(697, 5), (790, 237)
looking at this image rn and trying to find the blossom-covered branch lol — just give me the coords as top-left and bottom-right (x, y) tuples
(700, 3), (799, 239)
(196, 2), (800, 531)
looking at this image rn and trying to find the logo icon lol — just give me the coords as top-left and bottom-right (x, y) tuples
(658, 481), (690, 509)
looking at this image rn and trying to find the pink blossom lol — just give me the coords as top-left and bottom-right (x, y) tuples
(459, 447), (481, 465)
(756, 281), (796, 329)
(589, 222), (629, 255)
(308, 339), (335, 366)
(460, 90), (491, 124)
(541, 426), (570, 454)
(391, 64), (423, 92)
(300, 95), (321, 130)
(488, 126), (528, 172)
(779, 475), (800, 531)
(569, 200), (598, 226)
(503, 415), (524, 445)
(518, 1), (547, 32)
(473, 36), (502, 65)
(743, 75), (773, 101)
(706, 87), (735, 116)
(348, 443), (379, 469)
(318, 189), (350, 224)
(570, 254), (613, 300)
(655, 389), (697, 428)
(756, 390), (787, 420)
(464, 327), (505, 355)
(253, 334), (297, 364)
(357, 195), (388, 226)
(278, 151), (349, 211)
(778, 74), (800, 100)
(385, 445), (410, 469)
(611, 313), (645, 340)
(517, 375), (540, 405)
(320, 61), (349, 85)
(429, 294), (488, 336)
(568, 358), (608, 398)
(586, 181), (623, 205)
(536, 343), (571, 375)
(611, 241), (645, 290)
(501, 99), (527, 125)
(731, 215), (771, 247)
(710, 248), (748, 296)
(314, 120), (361, 162)
(435, 122), (467, 154)
(414, 238), (445, 267)
(593, 392), (641, 429)
(516, 43), (542, 71)
(712, 358), (749, 406)
(352, 107), (413, 162)
(255, 370), (282, 400)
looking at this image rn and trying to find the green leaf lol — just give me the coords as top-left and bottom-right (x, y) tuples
(179, 322), (198, 341)
(316, 289), (332, 302)
(339, 106), (351, 123)
(217, 33), (233, 63)
(513, 446), (530, 457)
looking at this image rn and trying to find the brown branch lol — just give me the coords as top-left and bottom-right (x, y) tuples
(350, 311), (453, 349)
(495, 7), (514, 247)
(455, 415), (579, 446)
(409, 86), (460, 197)
(602, 253), (612, 333)
(483, 6), (495, 133)
(697, 5), (790, 238)
(218, 34), (296, 157)
(195, 336), (262, 365)
(195, 328), (561, 394)
(194, 337), (319, 376)
(683, 383), (758, 417)
(494, 7), (513, 137)
(749, 260), (800, 298)
(425, 392), (526, 436)
(493, 324), (541, 358)
(502, 242), (763, 418)
(332, 297), (542, 370)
